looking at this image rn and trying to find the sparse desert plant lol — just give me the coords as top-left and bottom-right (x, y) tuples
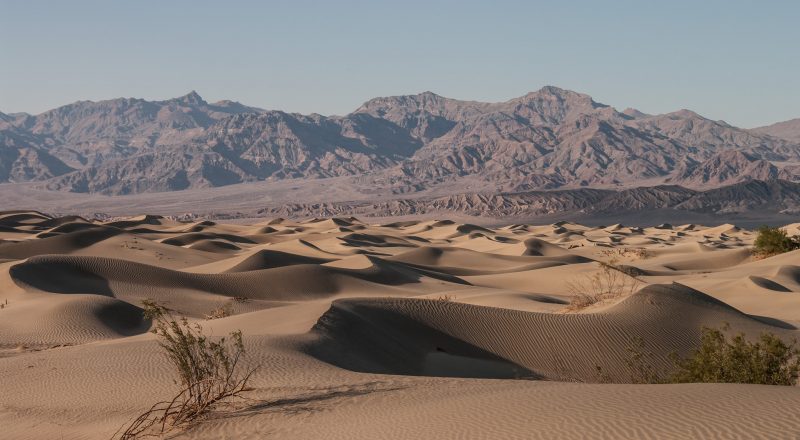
(565, 259), (642, 310)
(600, 248), (650, 260)
(624, 336), (662, 384)
(435, 294), (455, 302)
(670, 324), (800, 386)
(753, 226), (800, 257)
(115, 300), (258, 439)
(594, 365), (613, 384)
(594, 337), (664, 384)
(593, 326), (799, 385)
(204, 302), (234, 320)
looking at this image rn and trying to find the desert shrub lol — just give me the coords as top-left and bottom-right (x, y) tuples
(565, 259), (642, 310)
(116, 300), (257, 439)
(670, 325), (800, 385)
(435, 294), (455, 302)
(599, 248), (650, 260)
(754, 226), (800, 256)
(205, 302), (233, 320)
(593, 326), (799, 385)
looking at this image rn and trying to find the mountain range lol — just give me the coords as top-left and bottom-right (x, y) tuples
(1, 87), (799, 199)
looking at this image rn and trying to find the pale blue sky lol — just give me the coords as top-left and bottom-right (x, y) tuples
(1, 0), (798, 127)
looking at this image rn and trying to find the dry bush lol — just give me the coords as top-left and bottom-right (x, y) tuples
(565, 259), (642, 311)
(599, 248), (650, 260)
(624, 336), (662, 384)
(435, 294), (455, 302)
(115, 300), (258, 439)
(594, 337), (662, 384)
(204, 302), (233, 320)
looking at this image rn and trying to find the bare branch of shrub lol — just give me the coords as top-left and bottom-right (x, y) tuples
(565, 258), (642, 311)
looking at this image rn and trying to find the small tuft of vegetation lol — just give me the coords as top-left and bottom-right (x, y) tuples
(204, 302), (234, 320)
(753, 226), (800, 257)
(435, 294), (455, 302)
(115, 300), (258, 439)
(670, 324), (800, 385)
(565, 259), (642, 311)
(600, 248), (650, 260)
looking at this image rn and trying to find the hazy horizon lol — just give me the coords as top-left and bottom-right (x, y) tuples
(2, 0), (799, 128)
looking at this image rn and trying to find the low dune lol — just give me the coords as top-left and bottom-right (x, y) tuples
(1, 212), (799, 439)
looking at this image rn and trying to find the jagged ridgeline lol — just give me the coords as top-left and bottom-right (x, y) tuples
(1, 87), (799, 195)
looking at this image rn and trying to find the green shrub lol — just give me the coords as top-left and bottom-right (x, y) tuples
(754, 226), (800, 256)
(116, 300), (258, 439)
(670, 325), (800, 386)
(594, 326), (799, 385)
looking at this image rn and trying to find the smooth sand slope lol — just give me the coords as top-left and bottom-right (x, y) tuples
(1, 211), (799, 439)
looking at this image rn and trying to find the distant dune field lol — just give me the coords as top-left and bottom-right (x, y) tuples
(1, 211), (800, 439)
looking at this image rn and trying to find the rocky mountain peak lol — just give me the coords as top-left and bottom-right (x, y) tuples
(1, 88), (798, 196)
(174, 90), (206, 106)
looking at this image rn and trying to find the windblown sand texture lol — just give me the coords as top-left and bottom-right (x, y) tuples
(1, 211), (799, 439)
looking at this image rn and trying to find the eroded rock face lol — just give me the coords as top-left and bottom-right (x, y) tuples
(253, 180), (800, 219)
(1, 87), (798, 195)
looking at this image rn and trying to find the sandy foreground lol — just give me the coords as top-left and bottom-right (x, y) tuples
(1, 211), (799, 439)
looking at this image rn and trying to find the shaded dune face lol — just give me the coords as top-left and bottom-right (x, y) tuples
(307, 283), (793, 382)
(8, 255), (460, 311)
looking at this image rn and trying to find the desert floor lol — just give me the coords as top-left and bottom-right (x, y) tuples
(1, 211), (799, 439)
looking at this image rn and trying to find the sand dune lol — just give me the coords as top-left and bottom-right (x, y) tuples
(308, 283), (791, 382)
(2, 212), (800, 439)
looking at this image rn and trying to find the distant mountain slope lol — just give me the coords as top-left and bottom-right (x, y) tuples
(1, 88), (798, 195)
(669, 150), (778, 188)
(751, 118), (800, 144)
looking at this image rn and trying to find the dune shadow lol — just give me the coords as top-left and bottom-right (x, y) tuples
(229, 381), (407, 417)
(748, 314), (797, 330)
(10, 258), (114, 296)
